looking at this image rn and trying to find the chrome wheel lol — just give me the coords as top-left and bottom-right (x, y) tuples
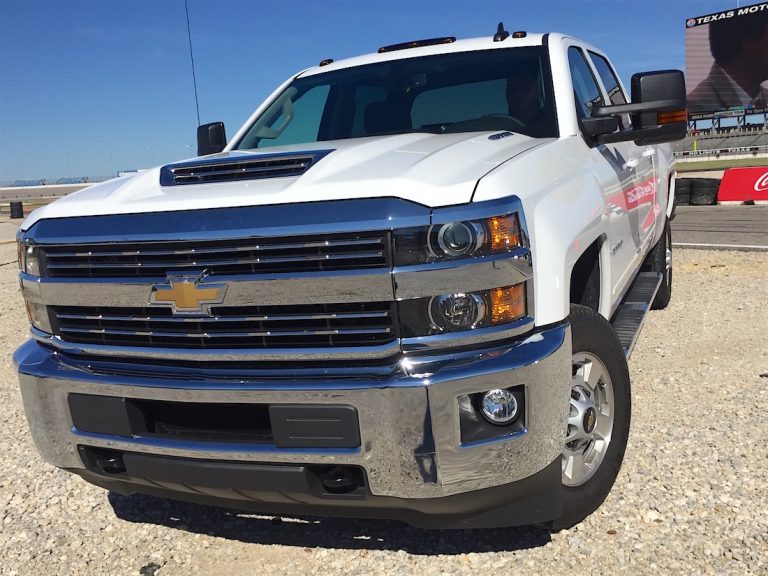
(562, 352), (615, 487)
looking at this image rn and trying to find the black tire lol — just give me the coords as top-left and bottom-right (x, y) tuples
(552, 305), (631, 531)
(674, 191), (690, 206)
(675, 178), (691, 194)
(641, 220), (672, 309)
(690, 187), (717, 205)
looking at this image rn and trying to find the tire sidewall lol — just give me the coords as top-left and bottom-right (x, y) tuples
(554, 305), (631, 530)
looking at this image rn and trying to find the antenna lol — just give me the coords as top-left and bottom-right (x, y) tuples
(493, 22), (509, 42)
(184, 0), (201, 126)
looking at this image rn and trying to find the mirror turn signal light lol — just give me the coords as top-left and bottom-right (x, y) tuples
(657, 109), (687, 125)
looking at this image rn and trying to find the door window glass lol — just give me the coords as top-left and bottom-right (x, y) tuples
(568, 47), (604, 119)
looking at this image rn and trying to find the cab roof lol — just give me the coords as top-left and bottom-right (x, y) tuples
(300, 33), (550, 78)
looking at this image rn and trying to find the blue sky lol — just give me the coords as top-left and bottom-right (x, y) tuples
(0, 0), (742, 182)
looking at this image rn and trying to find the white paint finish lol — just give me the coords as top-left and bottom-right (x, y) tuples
(474, 136), (607, 325)
(21, 132), (545, 230)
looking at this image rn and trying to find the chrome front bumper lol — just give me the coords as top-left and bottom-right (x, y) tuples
(15, 323), (570, 499)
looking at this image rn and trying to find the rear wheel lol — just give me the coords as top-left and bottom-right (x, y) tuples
(552, 305), (631, 530)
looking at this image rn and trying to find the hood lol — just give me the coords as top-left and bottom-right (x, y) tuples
(22, 131), (552, 230)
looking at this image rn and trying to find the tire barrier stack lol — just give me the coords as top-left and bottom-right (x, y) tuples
(675, 179), (691, 205)
(675, 178), (719, 206)
(9, 201), (24, 219)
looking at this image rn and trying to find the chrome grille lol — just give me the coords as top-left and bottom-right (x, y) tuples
(41, 231), (388, 278)
(52, 302), (395, 349)
(159, 150), (332, 186)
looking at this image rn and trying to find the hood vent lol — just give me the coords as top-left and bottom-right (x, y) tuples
(160, 150), (334, 186)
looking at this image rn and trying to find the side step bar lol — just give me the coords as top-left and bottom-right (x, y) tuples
(610, 272), (663, 357)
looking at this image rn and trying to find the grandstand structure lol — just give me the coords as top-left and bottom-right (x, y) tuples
(675, 121), (768, 158)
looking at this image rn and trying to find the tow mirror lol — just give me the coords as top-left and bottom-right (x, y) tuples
(630, 70), (687, 145)
(590, 70), (687, 146)
(197, 122), (227, 156)
(582, 116), (619, 138)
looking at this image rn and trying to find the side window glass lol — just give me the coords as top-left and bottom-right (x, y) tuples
(589, 51), (630, 128)
(256, 85), (330, 149)
(567, 47), (604, 120)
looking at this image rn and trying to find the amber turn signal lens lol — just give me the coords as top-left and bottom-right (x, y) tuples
(657, 109), (687, 124)
(487, 214), (521, 252)
(489, 284), (526, 324)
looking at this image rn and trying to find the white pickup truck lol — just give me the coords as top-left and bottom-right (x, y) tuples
(14, 27), (686, 529)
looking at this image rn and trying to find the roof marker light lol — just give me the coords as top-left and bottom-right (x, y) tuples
(378, 37), (456, 53)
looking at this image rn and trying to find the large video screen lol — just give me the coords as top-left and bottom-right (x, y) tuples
(685, 3), (768, 120)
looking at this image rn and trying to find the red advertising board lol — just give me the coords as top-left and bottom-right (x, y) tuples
(717, 166), (768, 203)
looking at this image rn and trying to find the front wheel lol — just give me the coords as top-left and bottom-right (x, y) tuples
(552, 304), (631, 530)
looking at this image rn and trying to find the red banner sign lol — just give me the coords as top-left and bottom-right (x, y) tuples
(717, 167), (768, 203)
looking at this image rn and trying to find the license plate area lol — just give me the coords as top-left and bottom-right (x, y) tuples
(68, 393), (360, 449)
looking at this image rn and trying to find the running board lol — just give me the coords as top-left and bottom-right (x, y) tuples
(610, 272), (663, 358)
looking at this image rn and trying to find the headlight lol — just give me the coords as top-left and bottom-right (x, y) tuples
(18, 242), (40, 276)
(399, 283), (526, 337)
(429, 293), (486, 330)
(394, 213), (522, 265)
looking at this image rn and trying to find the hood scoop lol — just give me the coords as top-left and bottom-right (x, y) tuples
(159, 149), (334, 186)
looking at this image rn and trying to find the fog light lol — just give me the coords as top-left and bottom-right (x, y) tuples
(480, 388), (518, 425)
(429, 293), (485, 330)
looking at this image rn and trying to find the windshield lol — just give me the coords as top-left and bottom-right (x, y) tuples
(235, 47), (558, 150)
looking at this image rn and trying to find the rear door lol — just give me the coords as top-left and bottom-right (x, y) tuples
(566, 45), (640, 299)
(587, 51), (657, 251)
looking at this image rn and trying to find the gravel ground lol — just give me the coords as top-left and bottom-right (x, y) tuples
(0, 243), (766, 575)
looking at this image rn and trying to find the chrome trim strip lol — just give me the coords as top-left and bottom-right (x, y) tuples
(46, 237), (384, 259)
(55, 310), (391, 323)
(21, 268), (395, 307)
(30, 327), (401, 361)
(431, 196), (525, 225)
(20, 197), (430, 244)
(394, 250), (532, 300)
(402, 317), (534, 353)
(58, 326), (392, 338)
(45, 250), (385, 271)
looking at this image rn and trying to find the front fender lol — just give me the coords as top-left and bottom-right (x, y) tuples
(473, 137), (609, 326)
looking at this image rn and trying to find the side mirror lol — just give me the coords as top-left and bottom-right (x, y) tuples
(590, 70), (687, 146)
(630, 70), (687, 145)
(582, 116), (619, 138)
(197, 122), (227, 156)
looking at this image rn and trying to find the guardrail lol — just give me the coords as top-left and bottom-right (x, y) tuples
(0, 183), (94, 220)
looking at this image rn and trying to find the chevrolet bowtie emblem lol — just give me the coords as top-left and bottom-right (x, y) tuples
(149, 273), (226, 315)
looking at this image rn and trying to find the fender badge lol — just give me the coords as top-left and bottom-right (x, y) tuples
(149, 272), (226, 315)
(488, 131), (513, 141)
